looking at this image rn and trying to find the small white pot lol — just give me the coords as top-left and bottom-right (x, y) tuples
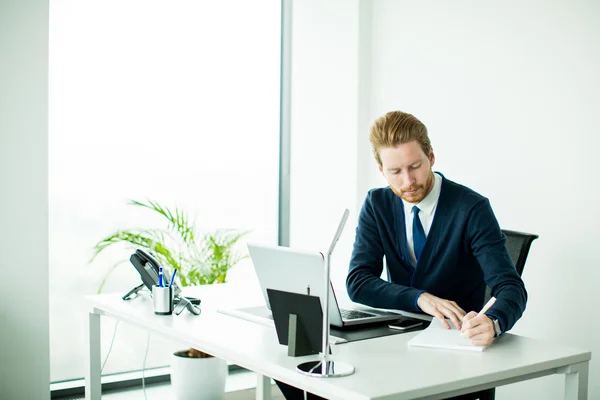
(171, 350), (228, 400)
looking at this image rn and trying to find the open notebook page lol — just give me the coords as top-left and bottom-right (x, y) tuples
(407, 318), (487, 352)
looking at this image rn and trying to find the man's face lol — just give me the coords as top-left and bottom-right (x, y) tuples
(378, 141), (435, 204)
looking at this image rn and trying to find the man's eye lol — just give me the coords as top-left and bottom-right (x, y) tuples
(391, 170), (401, 175)
(409, 164), (421, 170)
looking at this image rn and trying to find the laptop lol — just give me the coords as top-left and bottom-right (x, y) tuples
(247, 211), (402, 328)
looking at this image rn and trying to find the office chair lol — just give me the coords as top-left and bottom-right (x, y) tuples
(455, 229), (539, 400)
(501, 229), (539, 277)
(483, 229), (539, 304)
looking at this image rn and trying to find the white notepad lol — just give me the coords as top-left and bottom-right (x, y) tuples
(407, 318), (487, 352)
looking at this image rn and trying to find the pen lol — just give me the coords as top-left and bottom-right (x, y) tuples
(460, 296), (497, 335)
(169, 269), (177, 288)
(477, 296), (496, 316)
(158, 267), (164, 287)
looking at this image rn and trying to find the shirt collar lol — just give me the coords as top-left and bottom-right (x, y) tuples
(402, 172), (442, 215)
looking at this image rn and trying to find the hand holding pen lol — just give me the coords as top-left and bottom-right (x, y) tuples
(461, 297), (497, 346)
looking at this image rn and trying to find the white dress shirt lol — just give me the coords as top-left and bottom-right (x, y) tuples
(402, 172), (442, 266)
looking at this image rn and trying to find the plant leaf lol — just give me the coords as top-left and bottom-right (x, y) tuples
(90, 199), (251, 290)
(97, 260), (128, 294)
(129, 199), (196, 244)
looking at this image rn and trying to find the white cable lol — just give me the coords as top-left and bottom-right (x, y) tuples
(101, 320), (120, 374)
(142, 332), (150, 400)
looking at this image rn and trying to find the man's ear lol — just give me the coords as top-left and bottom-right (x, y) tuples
(378, 165), (383, 175)
(429, 148), (435, 167)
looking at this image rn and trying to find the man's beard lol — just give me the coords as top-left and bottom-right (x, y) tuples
(391, 171), (434, 203)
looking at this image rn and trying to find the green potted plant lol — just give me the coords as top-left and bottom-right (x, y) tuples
(91, 199), (249, 400)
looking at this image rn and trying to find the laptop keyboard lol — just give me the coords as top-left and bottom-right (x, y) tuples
(340, 309), (376, 320)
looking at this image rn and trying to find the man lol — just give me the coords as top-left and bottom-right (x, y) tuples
(277, 110), (526, 400)
(347, 110), (527, 345)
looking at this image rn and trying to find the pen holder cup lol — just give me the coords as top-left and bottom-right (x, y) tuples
(152, 285), (174, 315)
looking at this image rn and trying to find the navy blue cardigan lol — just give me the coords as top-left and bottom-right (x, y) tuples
(346, 175), (527, 333)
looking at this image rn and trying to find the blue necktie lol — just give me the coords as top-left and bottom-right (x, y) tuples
(412, 205), (426, 262)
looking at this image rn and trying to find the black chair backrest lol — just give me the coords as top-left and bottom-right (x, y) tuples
(501, 229), (539, 277)
(483, 229), (538, 304)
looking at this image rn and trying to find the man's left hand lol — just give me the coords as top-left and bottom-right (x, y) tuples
(460, 312), (495, 346)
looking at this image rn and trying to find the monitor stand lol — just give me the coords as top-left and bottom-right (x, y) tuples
(297, 236), (355, 377)
(297, 360), (355, 378)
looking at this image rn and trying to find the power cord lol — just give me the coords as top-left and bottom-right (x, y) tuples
(101, 320), (120, 374)
(99, 318), (151, 400)
(142, 332), (150, 400)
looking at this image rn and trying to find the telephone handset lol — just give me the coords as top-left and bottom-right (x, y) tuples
(125, 249), (181, 298)
(124, 249), (201, 315)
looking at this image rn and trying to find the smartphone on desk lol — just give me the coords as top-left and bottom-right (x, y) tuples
(389, 318), (424, 331)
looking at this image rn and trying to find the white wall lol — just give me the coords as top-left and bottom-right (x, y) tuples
(364, 1), (600, 398)
(289, 0), (362, 290)
(0, 0), (50, 399)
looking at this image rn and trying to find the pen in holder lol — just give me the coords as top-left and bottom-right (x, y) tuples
(152, 284), (174, 315)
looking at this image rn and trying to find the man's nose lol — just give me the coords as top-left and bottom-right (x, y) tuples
(403, 170), (415, 185)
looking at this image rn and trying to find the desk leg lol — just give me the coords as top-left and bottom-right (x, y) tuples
(255, 374), (271, 400)
(85, 311), (101, 400)
(559, 362), (589, 400)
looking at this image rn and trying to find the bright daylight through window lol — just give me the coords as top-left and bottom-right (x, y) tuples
(49, 0), (281, 382)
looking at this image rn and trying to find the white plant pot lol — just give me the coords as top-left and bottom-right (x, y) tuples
(171, 350), (228, 400)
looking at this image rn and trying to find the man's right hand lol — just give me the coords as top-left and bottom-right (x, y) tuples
(416, 292), (466, 329)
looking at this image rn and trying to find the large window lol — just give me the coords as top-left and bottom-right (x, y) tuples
(49, 0), (281, 382)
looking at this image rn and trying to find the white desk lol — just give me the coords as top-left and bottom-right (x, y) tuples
(85, 282), (591, 400)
